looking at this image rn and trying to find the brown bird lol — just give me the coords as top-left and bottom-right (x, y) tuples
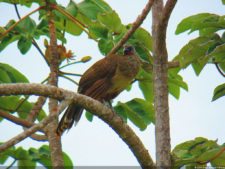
(56, 45), (141, 135)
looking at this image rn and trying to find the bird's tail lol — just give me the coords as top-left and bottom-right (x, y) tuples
(56, 104), (83, 136)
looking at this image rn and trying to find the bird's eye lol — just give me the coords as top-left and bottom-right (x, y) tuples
(124, 46), (133, 55)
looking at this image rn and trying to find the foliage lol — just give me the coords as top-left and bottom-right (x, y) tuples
(0, 0), (225, 167)
(172, 137), (225, 168)
(0, 144), (73, 168)
(175, 11), (225, 101)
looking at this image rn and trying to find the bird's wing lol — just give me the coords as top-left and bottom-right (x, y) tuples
(78, 55), (118, 94)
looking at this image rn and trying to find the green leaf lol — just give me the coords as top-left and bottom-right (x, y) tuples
(116, 101), (147, 130)
(18, 159), (36, 169)
(175, 13), (222, 35)
(168, 82), (180, 99)
(172, 137), (220, 168)
(34, 145), (73, 168)
(114, 104), (127, 122)
(98, 38), (113, 55)
(0, 33), (20, 52)
(85, 111), (93, 122)
(222, 0), (225, 5)
(126, 98), (155, 125)
(78, 0), (112, 20)
(168, 72), (188, 99)
(137, 68), (153, 102)
(37, 145), (51, 168)
(17, 37), (32, 54)
(175, 34), (221, 75)
(211, 148), (225, 166)
(0, 96), (46, 121)
(115, 98), (154, 130)
(209, 43), (225, 63)
(0, 0), (40, 7)
(89, 22), (108, 39)
(133, 28), (152, 51)
(134, 44), (152, 63)
(0, 63), (29, 83)
(66, 0), (78, 16)
(15, 17), (36, 36)
(55, 19), (83, 36)
(212, 83), (225, 101)
(14, 147), (30, 159)
(97, 11), (125, 33)
(54, 3), (83, 36)
(63, 152), (73, 168)
(0, 68), (11, 83)
(196, 147), (221, 162)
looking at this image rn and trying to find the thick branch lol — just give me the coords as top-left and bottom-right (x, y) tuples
(0, 83), (155, 168)
(107, 0), (154, 56)
(46, 3), (64, 167)
(152, 0), (176, 167)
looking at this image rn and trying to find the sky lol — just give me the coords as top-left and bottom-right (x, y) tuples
(0, 0), (225, 166)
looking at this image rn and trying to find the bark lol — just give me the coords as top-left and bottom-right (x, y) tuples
(46, 2), (64, 167)
(152, 0), (177, 167)
(107, 0), (154, 56)
(0, 83), (155, 168)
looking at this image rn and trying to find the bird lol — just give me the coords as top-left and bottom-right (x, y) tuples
(56, 45), (141, 136)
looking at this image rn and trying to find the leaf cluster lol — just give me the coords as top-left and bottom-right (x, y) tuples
(0, 144), (73, 168)
(172, 137), (225, 168)
(175, 11), (225, 101)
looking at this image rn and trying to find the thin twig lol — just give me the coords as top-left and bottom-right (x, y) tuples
(0, 109), (34, 129)
(26, 96), (47, 122)
(60, 75), (79, 85)
(6, 159), (17, 169)
(161, 0), (177, 26)
(0, 109), (47, 141)
(168, 60), (180, 69)
(107, 0), (155, 56)
(14, 4), (21, 19)
(13, 4), (47, 64)
(60, 71), (82, 77)
(215, 63), (225, 77)
(59, 61), (82, 69)
(14, 95), (29, 112)
(53, 4), (97, 42)
(25, 96), (48, 142)
(0, 113), (57, 152)
(0, 6), (44, 39)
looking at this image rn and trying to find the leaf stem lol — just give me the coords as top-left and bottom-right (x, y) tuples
(0, 6), (45, 39)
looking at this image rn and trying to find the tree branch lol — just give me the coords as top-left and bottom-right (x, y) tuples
(162, 0), (177, 26)
(107, 0), (154, 56)
(0, 109), (47, 141)
(27, 96), (47, 122)
(152, 0), (176, 166)
(0, 109), (34, 129)
(46, 2), (64, 167)
(0, 6), (44, 39)
(0, 113), (56, 152)
(0, 83), (155, 168)
(25, 96), (48, 142)
(215, 63), (225, 77)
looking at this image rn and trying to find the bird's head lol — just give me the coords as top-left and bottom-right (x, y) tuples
(123, 45), (135, 55)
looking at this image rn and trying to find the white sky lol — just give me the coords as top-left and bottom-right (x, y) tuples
(0, 0), (225, 166)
